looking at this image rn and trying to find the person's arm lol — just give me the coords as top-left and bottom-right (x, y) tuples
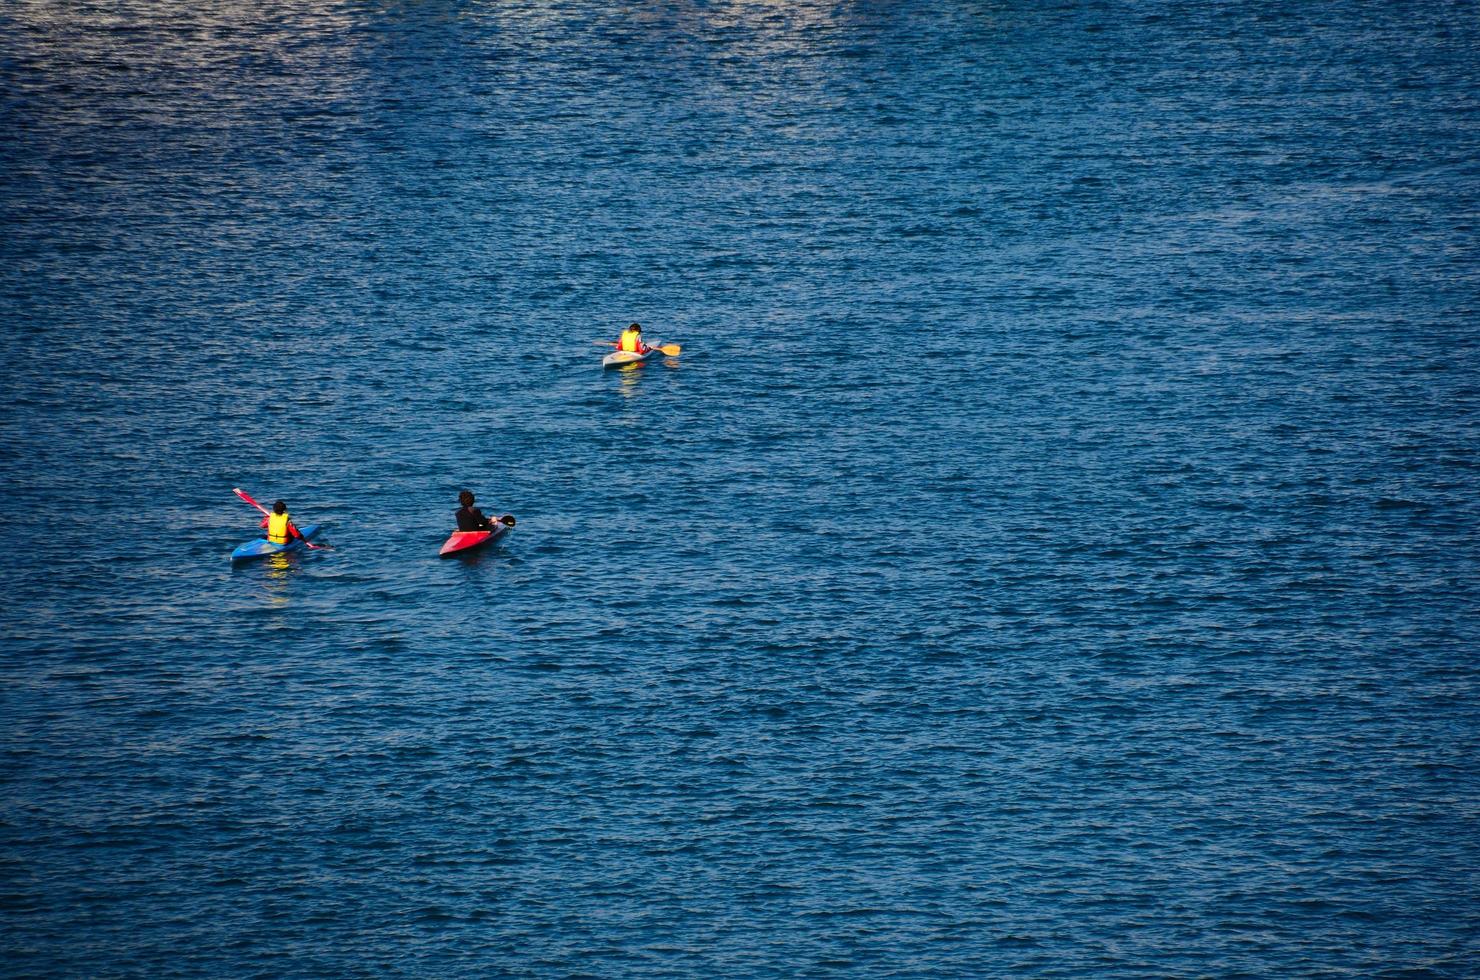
(287, 521), (304, 541)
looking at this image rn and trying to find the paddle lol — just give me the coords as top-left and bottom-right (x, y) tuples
(232, 487), (328, 550)
(233, 486), (271, 516)
(594, 340), (682, 356)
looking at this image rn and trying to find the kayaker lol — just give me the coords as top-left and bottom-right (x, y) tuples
(616, 322), (651, 355)
(264, 500), (304, 545)
(455, 490), (497, 531)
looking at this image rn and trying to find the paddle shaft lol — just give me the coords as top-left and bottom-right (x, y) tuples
(597, 341), (681, 356)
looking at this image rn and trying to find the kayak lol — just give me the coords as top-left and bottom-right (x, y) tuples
(439, 521), (512, 558)
(603, 348), (661, 369)
(230, 524), (323, 564)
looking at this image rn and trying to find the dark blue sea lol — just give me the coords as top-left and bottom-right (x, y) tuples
(3, 1), (1478, 976)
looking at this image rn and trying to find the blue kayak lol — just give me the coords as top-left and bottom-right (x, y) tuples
(230, 524), (323, 564)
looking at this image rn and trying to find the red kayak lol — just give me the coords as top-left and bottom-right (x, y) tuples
(439, 517), (514, 557)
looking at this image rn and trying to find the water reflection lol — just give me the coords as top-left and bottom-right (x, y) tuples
(229, 548), (311, 604)
(445, 548), (505, 572)
(617, 363), (644, 398)
(230, 551), (296, 607)
(611, 354), (681, 398)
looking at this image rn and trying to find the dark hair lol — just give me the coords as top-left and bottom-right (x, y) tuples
(459, 490), (474, 507)
(628, 322), (641, 332)
(273, 500), (287, 514)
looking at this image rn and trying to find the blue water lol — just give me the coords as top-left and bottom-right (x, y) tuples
(3, 2), (1478, 975)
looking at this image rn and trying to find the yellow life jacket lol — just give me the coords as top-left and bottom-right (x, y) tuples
(267, 511), (291, 545)
(619, 329), (642, 353)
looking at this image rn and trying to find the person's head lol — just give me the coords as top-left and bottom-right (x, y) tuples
(273, 500), (287, 514)
(459, 490), (475, 507)
(627, 322), (642, 333)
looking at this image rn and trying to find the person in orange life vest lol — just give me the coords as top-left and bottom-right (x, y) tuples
(262, 500), (304, 545)
(617, 322), (651, 355)
(455, 490), (496, 531)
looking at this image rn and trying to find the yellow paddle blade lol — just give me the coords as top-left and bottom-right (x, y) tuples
(658, 343), (681, 356)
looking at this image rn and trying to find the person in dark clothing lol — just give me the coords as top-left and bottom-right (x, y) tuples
(455, 490), (495, 531)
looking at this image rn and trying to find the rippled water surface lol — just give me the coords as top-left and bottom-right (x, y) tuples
(3, 1), (1478, 976)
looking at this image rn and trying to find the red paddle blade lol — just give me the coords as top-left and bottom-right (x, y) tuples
(233, 487), (270, 515)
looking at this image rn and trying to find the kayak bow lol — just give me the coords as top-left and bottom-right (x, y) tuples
(439, 521), (512, 558)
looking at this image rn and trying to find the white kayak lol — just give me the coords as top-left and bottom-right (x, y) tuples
(603, 348), (661, 369)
